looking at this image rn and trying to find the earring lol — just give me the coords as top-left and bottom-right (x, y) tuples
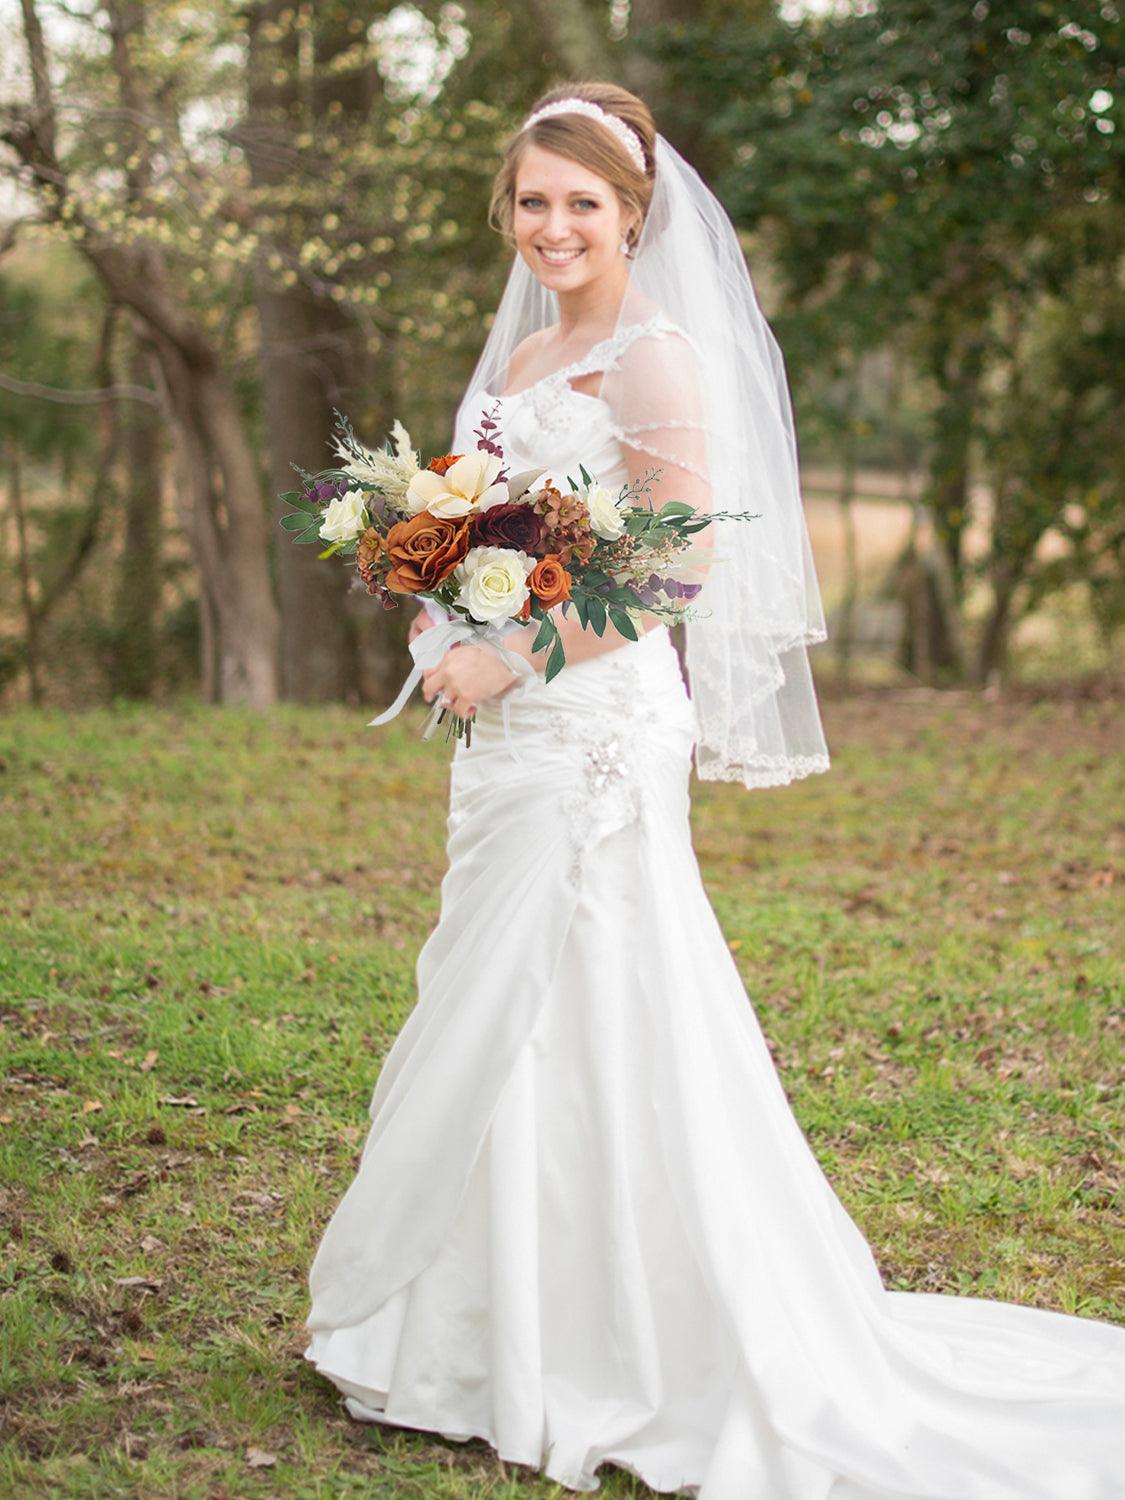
(619, 237), (630, 256)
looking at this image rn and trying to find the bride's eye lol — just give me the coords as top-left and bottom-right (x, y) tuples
(518, 196), (545, 209)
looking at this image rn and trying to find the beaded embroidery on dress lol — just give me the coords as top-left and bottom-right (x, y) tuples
(304, 349), (1125, 1498)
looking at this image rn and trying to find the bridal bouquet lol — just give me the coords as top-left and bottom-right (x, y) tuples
(279, 406), (747, 742)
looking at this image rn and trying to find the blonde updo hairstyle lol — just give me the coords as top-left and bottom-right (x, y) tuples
(489, 82), (657, 258)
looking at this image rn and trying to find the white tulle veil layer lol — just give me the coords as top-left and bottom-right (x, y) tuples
(453, 132), (830, 790)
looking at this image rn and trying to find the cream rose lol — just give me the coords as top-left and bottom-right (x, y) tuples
(405, 451), (508, 519)
(586, 483), (627, 541)
(454, 545), (535, 623)
(318, 488), (368, 543)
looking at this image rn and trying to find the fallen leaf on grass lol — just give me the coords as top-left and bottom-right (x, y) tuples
(140, 1235), (165, 1253)
(114, 1276), (162, 1292)
(246, 1448), (277, 1468)
(158, 1095), (204, 1113)
(139, 1049), (158, 1072)
(82, 1099), (103, 1114)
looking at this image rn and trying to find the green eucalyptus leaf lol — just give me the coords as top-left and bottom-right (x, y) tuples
(545, 637), (566, 682)
(609, 607), (639, 641)
(531, 615), (555, 654)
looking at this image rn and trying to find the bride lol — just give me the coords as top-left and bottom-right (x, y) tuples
(303, 83), (1125, 1497)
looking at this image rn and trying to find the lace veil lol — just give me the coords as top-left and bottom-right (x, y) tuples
(452, 130), (830, 790)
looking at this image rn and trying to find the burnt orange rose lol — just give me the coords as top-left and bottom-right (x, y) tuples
(528, 554), (572, 609)
(426, 452), (463, 476)
(383, 512), (469, 594)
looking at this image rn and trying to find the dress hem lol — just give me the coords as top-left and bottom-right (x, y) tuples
(303, 1342), (701, 1497)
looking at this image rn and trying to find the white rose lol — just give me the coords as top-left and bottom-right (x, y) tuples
(586, 483), (626, 541)
(405, 451), (508, 518)
(454, 546), (535, 623)
(318, 489), (368, 543)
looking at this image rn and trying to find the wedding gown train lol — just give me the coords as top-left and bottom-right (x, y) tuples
(304, 351), (1125, 1498)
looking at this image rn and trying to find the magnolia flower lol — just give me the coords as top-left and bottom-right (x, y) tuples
(318, 489), (368, 543)
(585, 483), (627, 541)
(454, 545), (535, 623)
(406, 451), (507, 519)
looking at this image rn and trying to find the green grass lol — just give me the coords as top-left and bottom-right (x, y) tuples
(1, 690), (1122, 1497)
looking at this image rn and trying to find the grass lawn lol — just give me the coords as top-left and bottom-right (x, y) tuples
(1, 687), (1122, 1497)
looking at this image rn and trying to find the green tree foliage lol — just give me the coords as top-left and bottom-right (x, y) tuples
(656, 0), (1122, 676)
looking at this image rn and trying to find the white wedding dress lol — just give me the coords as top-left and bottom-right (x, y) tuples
(304, 331), (1125, 1498)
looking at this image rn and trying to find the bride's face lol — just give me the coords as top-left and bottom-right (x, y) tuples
(512, 144), (632, 294)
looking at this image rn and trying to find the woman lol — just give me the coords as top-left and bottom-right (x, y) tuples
(304, 83), (1125, 1498)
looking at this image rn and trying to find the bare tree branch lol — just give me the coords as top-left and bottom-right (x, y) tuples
(18, 0), (56, 159)
(0, 369), (161, 405)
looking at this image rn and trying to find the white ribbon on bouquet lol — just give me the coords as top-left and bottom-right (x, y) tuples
(368, 605), (537, 755)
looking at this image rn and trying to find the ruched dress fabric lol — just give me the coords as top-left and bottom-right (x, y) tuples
(304, 344), (1125, 1498)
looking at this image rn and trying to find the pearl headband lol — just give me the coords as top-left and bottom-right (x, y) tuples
(522, 98), (647, 175)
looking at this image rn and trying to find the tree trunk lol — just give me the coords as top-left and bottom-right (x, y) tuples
(976, 554), (1029, 688)
(623, 0), (693, 128)
(245, 0), (363, 703)
(7, 437), (42, 705)
(148, 327), (280, 705)
(6, 0), (281, 706)
(110, 336), (163, 698)
(922, 284), (987, 606)
(525, 0), (614, 77)
(833, 360), (861, 687)
(892, 509), (966, 685)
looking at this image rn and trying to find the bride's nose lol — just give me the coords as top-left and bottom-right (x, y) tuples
(542, 208), (576, 242)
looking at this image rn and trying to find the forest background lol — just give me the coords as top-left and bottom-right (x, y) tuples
(0, 0), (1120, 710)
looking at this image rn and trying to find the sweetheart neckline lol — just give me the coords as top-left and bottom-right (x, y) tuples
(482, 311), (676, 406)
(483, 381), (609, 408)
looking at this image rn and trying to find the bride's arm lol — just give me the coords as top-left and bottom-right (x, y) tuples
(505, 345), (712, 671)
(422, 329), (712, 704)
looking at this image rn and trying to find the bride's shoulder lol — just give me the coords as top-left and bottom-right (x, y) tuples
(507, 325), (559, 384)
(610, 307), (704, 416)
(617, 306), (699, 371)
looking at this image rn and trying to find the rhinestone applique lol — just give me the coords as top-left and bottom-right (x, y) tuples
(548, 656), (660, 886)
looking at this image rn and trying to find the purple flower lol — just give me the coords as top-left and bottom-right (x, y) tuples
(309, 478), (347, 507)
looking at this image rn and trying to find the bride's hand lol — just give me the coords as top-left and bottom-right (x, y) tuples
(409, 607), (436, 644)
(421, 645), (521, 721)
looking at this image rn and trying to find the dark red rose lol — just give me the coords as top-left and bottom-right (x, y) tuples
(470, 501), (548, 556)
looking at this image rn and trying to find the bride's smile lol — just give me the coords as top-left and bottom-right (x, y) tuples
(512, 143), (635, 303)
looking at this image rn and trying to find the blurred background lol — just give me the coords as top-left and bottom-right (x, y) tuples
(0, 0), (1120, 712)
